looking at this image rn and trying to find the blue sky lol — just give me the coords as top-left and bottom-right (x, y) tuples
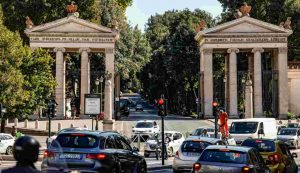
(125, 0), (223, 31)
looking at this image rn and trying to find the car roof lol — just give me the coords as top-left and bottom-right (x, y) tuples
(280, 128), (299, 130)
(185, 136), (220, 143)
(136, 120), (155, 123)
(0, 133), (12, 136)
(231, 118), (276, 122)
(205, 145), (252, 152)
(165, 131), (180, 134)
(195, 127), (214, 130)
(58, 130), (121, 137)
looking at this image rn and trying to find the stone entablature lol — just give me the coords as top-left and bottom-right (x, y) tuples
(288, 61), (300, 70)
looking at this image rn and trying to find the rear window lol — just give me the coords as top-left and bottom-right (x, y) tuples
(230, 122), (258, 134)
(181, 140), (211, 153)
(241, 140), (275, 152)
(199, 149), (248, 164)
(51, 134), (101, 148)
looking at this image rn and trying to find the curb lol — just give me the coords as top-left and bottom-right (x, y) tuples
(147, 164), (172, 171)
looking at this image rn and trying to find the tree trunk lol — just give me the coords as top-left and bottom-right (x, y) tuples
(1, 119), (5, 133)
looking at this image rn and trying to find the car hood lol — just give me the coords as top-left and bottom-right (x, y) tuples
(277, 135), (296, 140)
(146, 140), (157, 145)
(133, 128), (152, 132)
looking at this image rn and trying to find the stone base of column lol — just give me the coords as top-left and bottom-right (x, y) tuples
(278, 114), (288, 120)
(103, 120), (114, 131)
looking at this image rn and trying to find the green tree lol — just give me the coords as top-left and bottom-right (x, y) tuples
(142, 9), (215, 113)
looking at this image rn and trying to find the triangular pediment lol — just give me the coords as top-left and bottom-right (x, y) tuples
(25, 16), (117, 35)
(195, 16), (292, 41)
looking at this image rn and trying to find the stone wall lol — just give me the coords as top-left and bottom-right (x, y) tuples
(288, 62), (300, 115)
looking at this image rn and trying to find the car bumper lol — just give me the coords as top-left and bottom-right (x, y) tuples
(173, 157), (194, 172)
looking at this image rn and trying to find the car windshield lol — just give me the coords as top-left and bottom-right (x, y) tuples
(136, 122), (153, 128)
(181, 140), (211, 153)
(287, 123), (299, 128)
(192, 128), (214, 136)
(242, 140), (275, 152)
(51, 134), (101, 148)
(199, 149), (248, 164)
(278, 129), (297, 135)
(149, 133), (172, 140)
(230, 122), (258, 134)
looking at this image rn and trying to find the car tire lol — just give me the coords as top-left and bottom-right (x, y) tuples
(6, 146), (13, 155)
(139, 162), (147, 173)
(144, 152), (150, 158)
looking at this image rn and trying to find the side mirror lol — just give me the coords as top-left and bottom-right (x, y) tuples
(132, 147), (139, 152)
(292, 153), (298, 158)
(258, 129), (264, 135)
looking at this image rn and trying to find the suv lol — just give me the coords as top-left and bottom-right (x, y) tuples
(41, 131), (147, 173)
(132, 120), (159, 141)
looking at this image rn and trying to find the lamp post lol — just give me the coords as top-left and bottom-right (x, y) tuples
(241, 77), (246, 115)
(95, 78), (100, 130)
(223, 77), (227, 111)
(100, 76), (104, 115)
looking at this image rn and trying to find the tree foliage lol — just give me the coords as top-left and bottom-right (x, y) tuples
(142, 9), (214, 113)
(218, 0), (300, 60)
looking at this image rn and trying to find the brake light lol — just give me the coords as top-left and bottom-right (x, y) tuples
(175, 151), (179, 158)
(255, 140), (262, 143)
(193, 163), (201, 171)
(87, 153), (106, 160)
(219, 149), (230, 152)
(70, 134), (85, 136)
(268, 153), (280, 164)
(43, 150), (55, 158)
(241, 166), (251, 173)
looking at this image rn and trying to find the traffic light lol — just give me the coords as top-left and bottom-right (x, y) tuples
(212, 101), (219, 117)
(51, 103), (57, 118)
(157, 98), (165, 116)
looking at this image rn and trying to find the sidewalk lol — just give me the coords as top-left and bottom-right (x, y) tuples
(146, 157), (173, 171)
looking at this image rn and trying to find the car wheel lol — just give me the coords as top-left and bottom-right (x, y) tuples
(168, 147), (173, 157)
(144, 152), (150, 158)
(6, 146), (13, 155)
(111, 166), (119, 173)
(139, 162), (147, 173)
(173, 169), (181, 173)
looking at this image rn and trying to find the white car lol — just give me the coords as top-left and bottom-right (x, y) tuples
(132, 120), (159, 141)
(144, 131), (185, 157)
(0, 133), (15, 155)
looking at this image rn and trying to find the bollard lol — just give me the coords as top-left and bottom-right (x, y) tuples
(35, 120), (39, 129)
(58, 123), (62, 131)
(14, 118), (18, 127)
(5, 119), (8, 126)
(70, 123), (74, 128)
(137, 134), (141, 150)
(24, 119), (28, 128)
(46, 122), (49, 131)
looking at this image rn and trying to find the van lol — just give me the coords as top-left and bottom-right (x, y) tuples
(229, 118), (277, 144)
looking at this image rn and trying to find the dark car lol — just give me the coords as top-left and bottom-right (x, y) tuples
(136, 104), (143, 111)
(241, 138), (298, 173)
(192, 145), (271, 173)
(41, 130), (146, 173)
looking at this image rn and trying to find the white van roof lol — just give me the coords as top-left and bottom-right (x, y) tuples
(231, 118), (276, 123)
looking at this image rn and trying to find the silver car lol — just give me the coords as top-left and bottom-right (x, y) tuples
(277, 128), (300, 148)
(172, 137), (225, 173)
(192, 145), (271, 173)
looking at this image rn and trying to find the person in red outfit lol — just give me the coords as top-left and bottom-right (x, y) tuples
(219, 109), (229, 138)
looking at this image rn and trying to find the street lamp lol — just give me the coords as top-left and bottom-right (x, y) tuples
(99, 76), (104, 115)
(223, 76), (227, 111)
(95, 78), (100, 130)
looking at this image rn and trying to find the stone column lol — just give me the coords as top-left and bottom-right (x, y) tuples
(79, 48), (91, 115)
(103, 80), (114, 131)
(278, 47), (288, 119)
(227, 48), (239, 118)
(245, 79), (253, 118)
(252, 48), (264, 117)
(200, 48), (213, 117)
(54, 47), (66, 118)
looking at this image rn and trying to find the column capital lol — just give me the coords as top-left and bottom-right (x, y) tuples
(252, 48), (264, 53)
(227, 48), (239, 54)
(200, 48), (213, 54)
(54, 47), (66, 52)
(79, 47), (91, 53)
(105, 48), (114, 54)
(278, 47), (288, 53)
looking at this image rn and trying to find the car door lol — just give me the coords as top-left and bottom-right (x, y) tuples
(173, 133), (183, 151)
(253, 149), (270, 173)
(249, 150), (263, 173)
(114, 134), (134, 173)
(120, 135), (141, 171)
(279, 143), (297, 172)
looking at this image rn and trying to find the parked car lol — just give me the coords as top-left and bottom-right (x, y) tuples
(189, 134), (236, 146)
(190, 127), (215, 137)
(287, 123), (300, 128)
(135, 104), (144, 111)
(41, 130), (147, 173)
(132, 120), (159, 141)
(241, 138), (298, 173)
(173, 137), (226, 173)
(230, 118), (277, 144)
(46, 127), (88, 147)
(192, 145), (271, 173)
(144, 131), (185, 157)
(0, 133), (14, 155)
(277, 128), (300, 148)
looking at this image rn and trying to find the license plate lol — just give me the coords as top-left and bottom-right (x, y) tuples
(59, 153), (82, 159)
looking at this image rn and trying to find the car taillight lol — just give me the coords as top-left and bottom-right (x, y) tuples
(241, 166), (251, 173)
(87, 153), (106, 160)
(193, 163), (201, 171)
(268, 153), (280, 164)
(43, 150), (55, 158)
(175, 151), (179, 158)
